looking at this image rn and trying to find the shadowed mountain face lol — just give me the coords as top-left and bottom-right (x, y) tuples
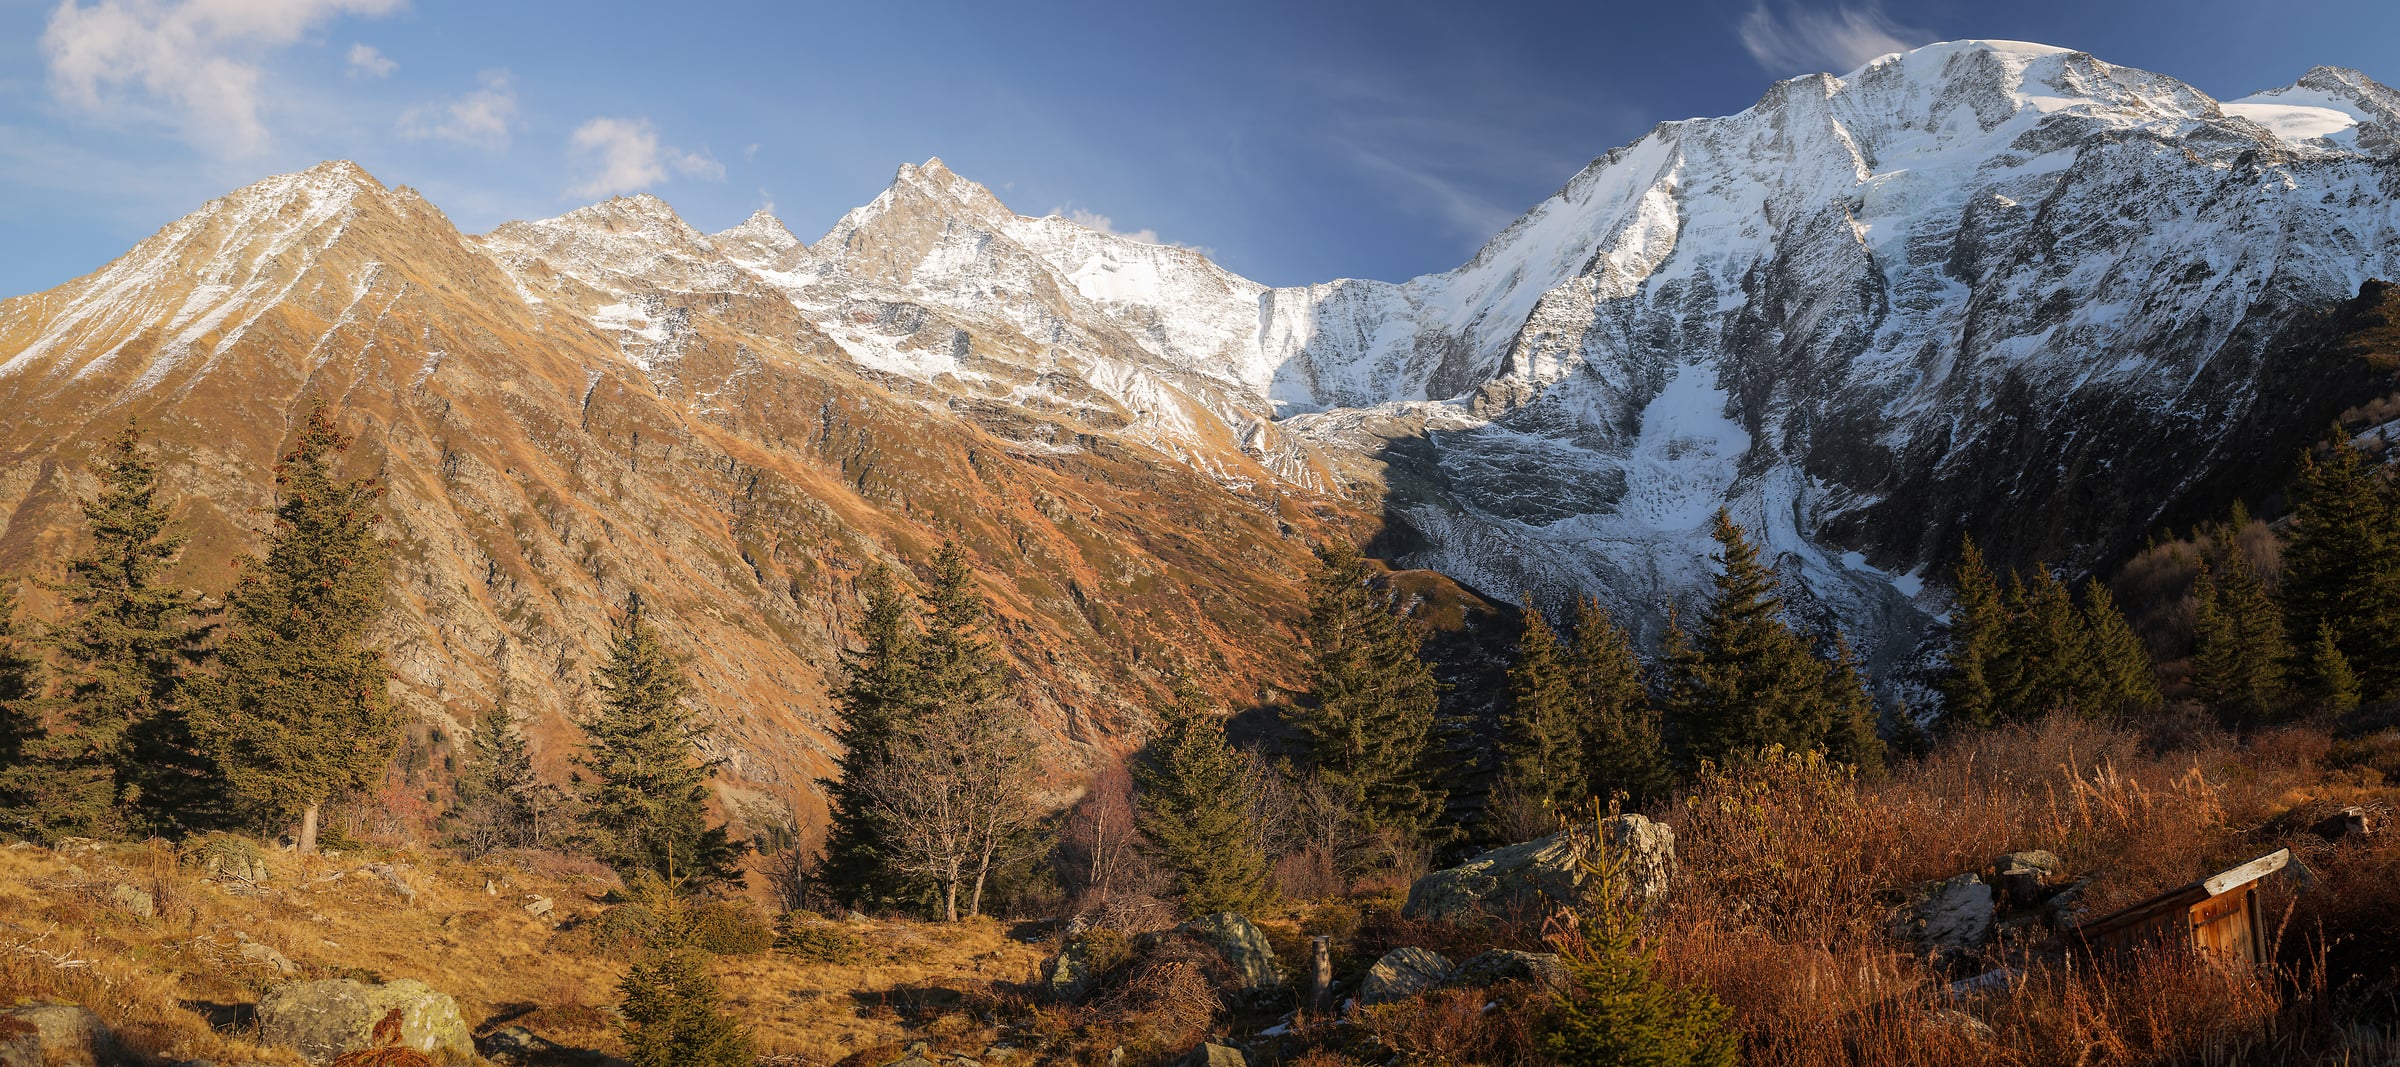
(3, 40), (2397, 825)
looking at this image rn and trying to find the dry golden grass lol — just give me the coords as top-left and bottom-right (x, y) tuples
(0, 842), (1048, 1064)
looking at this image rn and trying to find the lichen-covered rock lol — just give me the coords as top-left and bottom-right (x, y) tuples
(0, 1003), (114, 1067)
(1175, 913), (1279, 990)
(1898, 874), (1995, 965)
(1046, 937), (1098, 1002)
(108, 882), (155, 919)
(1404, 814), (1673, 924)
(1454, 949), (1566, 990)
(257, 978), (474, 1065)
(1359, 947), (1455, 1006)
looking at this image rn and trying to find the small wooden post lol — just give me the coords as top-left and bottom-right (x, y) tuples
(1310, 935), (1333, 1011)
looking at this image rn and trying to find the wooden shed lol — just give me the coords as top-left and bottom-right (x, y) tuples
(2072, 849), (2289, 966)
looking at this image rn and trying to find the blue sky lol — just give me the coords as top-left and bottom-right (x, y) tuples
(1, 0), (2394, 298)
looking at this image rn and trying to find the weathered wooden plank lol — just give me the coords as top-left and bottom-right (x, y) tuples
(2202, 849), (2289, 897)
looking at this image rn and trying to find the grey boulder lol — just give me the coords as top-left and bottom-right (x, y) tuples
(1404, 814), (1674, 924)
(0, 1003), (115, 1067)
(1358, 947), (1455, 1006)
(257, 978), (474, 1065)
(1176, 913), (1280, 990)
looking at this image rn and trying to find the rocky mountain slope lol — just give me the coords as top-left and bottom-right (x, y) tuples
(2, 40), (2396, 827)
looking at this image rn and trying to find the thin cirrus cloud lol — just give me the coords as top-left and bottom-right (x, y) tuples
(1735, 1), (1931, 75)
(1056, 207), (1215, 258)
(40, 0), (408, 156)
(566, 117), (723, 198)
(345, 42), (395, 78)
(398, 71), (517, 150)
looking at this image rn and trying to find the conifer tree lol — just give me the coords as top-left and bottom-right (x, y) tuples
(855, 543), (1041, 920)
(45, 420), (213, 837)
(1566, 597), (1670, 807)
(195, 406), (395, 852)
(1660, 511), (1831, 766)
(0, 583), (52, 833)
(2081, 580), (2163, 720)
(1543, 812), (1738, 1067)
(1134, 679), (1271, 916)
(1292, 540), (1445, 840)
(2304, 624), (2362, 717)
(817, 565), (918, 904)
(1995, 566), (2106, 718)
(1938, 537), (2009, 728)
(1497, 604), (1584, 814)
(617, 876), (753, 1067)
(2281, 441), (2400, 696)
(2190, 551), (2293, 726)
(1818, 635), (1885, 779)
(575, 594), (744, 887)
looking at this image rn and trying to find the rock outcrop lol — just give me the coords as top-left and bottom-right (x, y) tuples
(1359, 947), (1456, 1006)
(1176, 913), (1280, 991)
(1405, 814), (1674, 923)
(257, 978), (475, 1065)
(0, 1003), (114, 1067)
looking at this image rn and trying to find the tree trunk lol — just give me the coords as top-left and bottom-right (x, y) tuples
(298, 801), (321, 855)
(943, 877), (960, 923)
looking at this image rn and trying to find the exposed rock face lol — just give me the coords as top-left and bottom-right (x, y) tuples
(1359, 947), (1455, 1005)
(257, 978), (475, 1065)
(0, 1003), (113, 1067)
(1404, 814), (1673, 923)
(1176, 912), (1280, 990)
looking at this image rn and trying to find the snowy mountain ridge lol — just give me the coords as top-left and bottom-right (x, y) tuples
(8, 39), (2398, 680)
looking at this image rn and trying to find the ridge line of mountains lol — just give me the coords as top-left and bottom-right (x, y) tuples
(4, 39), (2397, 823)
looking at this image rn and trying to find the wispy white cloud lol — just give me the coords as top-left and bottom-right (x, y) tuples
(565, 117), (722, 198)
(668, 146), (722, 181)
(41, 0), (408, 155)
(1736, 2), (1928, 76)
(397, 69), (514, 149)
(1054, 205), (1214, 258)
(344, 41), (392, 77)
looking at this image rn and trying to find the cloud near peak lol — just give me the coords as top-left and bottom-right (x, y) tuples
(567, 117), (723, 198)
(1735, 2), (1929, 76)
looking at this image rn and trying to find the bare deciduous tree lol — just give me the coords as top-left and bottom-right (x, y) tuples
(856, 701), (1042, 921)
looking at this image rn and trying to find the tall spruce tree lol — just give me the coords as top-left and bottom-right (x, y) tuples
(1660, 511), (1832, 766)
(1819, 635), (1886, 779)
(2281, 441), (2400, 696)
(817, 565), (918, 905)
(1134, 679), (1271, 916)
(858, 543), (1042, 920)
(576, 594), (744, 887)
(1566, 597), (1671, 807)
(2081, 580), (2163, 720)
(1292, 541), (1445, 840)
(1497, 604), (1585, 814)
(195, 406), (396, 852)
(2190, 552), (2293, 725)
(1995, 566), (2107, 718)
(1938, 538), (2009, 728)
(44, 420), (213, 838)
(0, 582), (51, 833)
